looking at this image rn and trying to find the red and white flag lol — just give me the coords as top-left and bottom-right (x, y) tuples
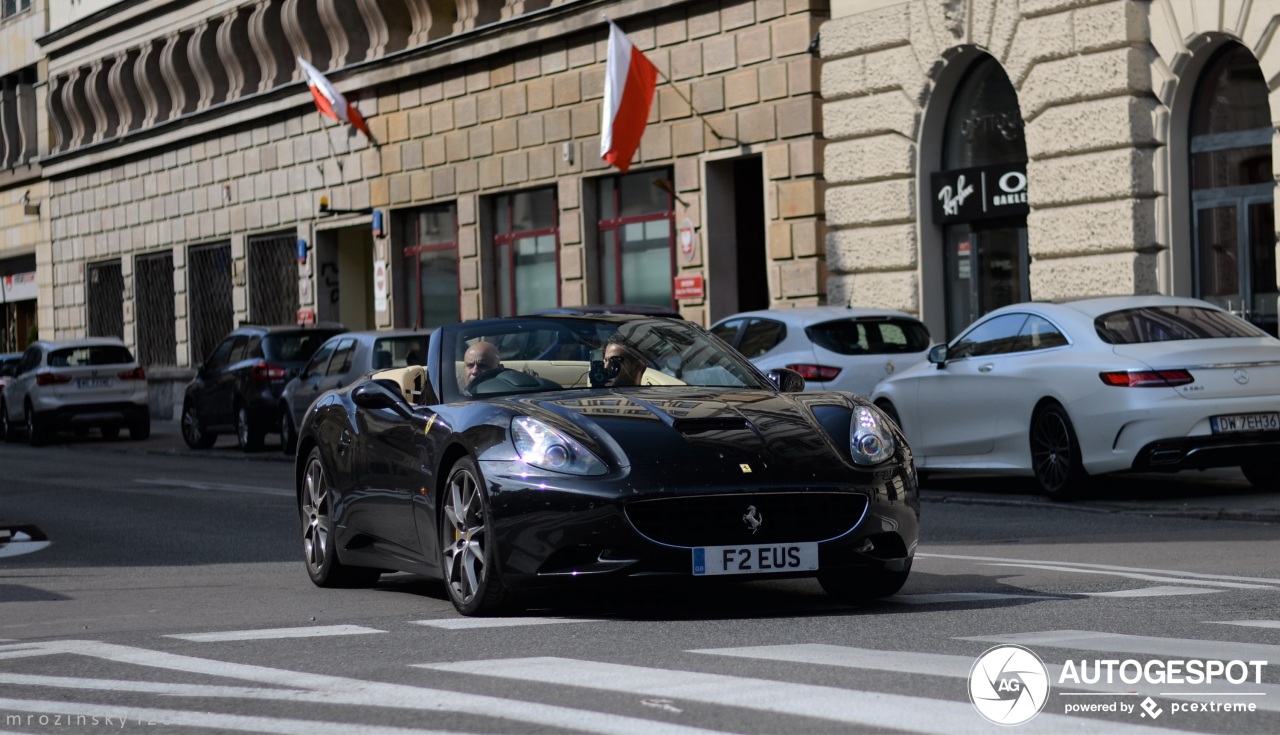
(298, 56), (373, 142)
(600, 20), (658, 173)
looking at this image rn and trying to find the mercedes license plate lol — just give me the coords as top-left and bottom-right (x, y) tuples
(75, 378), (112, 389)
(692, 542), (818, 576)
(1211, 412), (1279, 433)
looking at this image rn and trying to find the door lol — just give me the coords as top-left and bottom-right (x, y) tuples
(1194, 193), (1278, 335)
(354, 405), (427, 556)
(917, 313), (1029, 457)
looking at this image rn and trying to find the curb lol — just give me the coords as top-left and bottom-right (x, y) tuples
(921, 493), (1280, 524)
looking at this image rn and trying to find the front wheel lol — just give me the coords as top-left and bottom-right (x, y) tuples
(235, 404), (264, 452)
(1241, 463), (1279, 490)
(181, 401), (216, 449)
(440, 457), (513, 616)
(819, 561), (912, 602)
(25, 405), (47, 447)
(1030, 403), (1087, 500)
(300, 447), (381, 588)
(280, 407), (298, 455)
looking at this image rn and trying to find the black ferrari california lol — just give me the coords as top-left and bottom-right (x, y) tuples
(295, 314), (919, 615)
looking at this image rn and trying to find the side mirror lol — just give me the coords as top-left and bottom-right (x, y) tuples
(766, 367), (806, 393)
(928, 344), (948, 368)
(352, 381), (406, 413)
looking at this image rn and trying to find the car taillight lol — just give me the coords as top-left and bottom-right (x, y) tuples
(786, 364), (842, 381)
(117, 367), (146, 380)
(252, 362), (288, 381)
(1099, 369), (1194, 387)
(35, 371), (72, 386)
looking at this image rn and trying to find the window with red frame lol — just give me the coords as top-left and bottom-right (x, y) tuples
(597, 169), (675, 308)
(493, 188), (559, 316)
(401, 204), (460, 329)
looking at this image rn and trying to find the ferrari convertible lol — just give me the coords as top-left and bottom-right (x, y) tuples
(294, 314), (918, 615)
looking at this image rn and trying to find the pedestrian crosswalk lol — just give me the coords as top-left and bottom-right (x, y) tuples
(2, 624), (1277, 734)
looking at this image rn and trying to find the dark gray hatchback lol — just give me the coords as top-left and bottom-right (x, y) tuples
(181, 324), (346, 451)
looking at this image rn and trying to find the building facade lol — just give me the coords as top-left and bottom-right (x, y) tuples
(0, 0), (45, 354)
(29, 0), (827, 417)
(823, 0), (1280, 342)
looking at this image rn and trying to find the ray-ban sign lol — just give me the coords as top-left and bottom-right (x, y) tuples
(931, 164), (1028, 224)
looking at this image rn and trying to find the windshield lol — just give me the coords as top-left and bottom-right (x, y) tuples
(48, 345), (134, 367)
(1095, 306), (1266, 344)
(441, 317), (772, 402)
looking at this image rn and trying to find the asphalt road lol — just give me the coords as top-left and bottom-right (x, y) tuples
(1, 431), (1279, 734)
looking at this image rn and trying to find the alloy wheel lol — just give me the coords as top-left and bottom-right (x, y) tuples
(1031, 406), (1079, 497)
(301, 456), (331, 578)
(442, 467), (488, 606)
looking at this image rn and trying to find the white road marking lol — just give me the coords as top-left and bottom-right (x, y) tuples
(0, 540), (51, 559)
(980, 562), (1274, 589)
(691, 643), (1280, 711)
(919, 552), (1280, 586)
(134, 478), (291, 497)
(0, 697), (456, 735)
(890, 592), (1060, 605)
(0, 640), (720, 735)
(962, 630), (1280, 662)
(420, 656), (1198, 734)
(1209, 620), (1280, 630)
(1083, 586), (1221, 597)
(412, 617), (601, 630)
(166, 625), (385, 642)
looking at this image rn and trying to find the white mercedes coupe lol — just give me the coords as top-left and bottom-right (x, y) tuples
(871, 296), (1280, 499)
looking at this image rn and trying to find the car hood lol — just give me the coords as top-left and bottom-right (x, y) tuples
(500, 387), (857, 485)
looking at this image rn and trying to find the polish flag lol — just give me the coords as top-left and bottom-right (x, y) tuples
(298, 57), (373, 142)
(600, 21), (658, 173)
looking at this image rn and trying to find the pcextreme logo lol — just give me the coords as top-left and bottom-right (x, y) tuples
(969, 645), (1051, 726)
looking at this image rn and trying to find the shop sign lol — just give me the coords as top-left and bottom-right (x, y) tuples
(931, 164), (1028, 224)
(297, 308), (316, 325)
(0, 271), (37, 303)
(674, 275), (704, 300)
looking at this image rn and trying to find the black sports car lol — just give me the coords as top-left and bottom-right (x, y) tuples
(295, 314), (919, 615)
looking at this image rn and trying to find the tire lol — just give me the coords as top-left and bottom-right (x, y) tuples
(181, 400), (216, 449)
(0, 401), (16, 443)
(440, 457), (514, 616)
(1030, 403), (1087, 500)
(129, 417), (151, 441)
(280, 407), (298, 455)
(300, 447), (381, 588)
(100, 425), (120, 440)
(819, 560), (912, 602)
(1241, 463), (1279, 490)
(236, 403), (264, 452)
(25, 404), (47, 447)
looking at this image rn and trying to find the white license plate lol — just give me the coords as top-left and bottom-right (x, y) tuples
(692, 542), (818, 576)
(75, 378), (112, 389)
(1211, 412), (1279, 433)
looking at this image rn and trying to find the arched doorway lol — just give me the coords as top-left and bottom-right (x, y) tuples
(929, 56), (1029, 339)
(1189, 44), (1277, 335)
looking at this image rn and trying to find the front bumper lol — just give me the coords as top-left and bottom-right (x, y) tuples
(479, 461), (919, 591)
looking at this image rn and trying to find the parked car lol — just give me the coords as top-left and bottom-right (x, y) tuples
(294, 313), (917, 615)
(0, 338), (150, 445)
(709, 306), (932, 396)
(0, 352), (21, 392)
(871, 295), (1280, 498)
(278, 328), (432, 454)
(181, 324), (346, 451)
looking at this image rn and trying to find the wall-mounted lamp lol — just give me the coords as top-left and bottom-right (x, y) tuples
(21, 190), (39, 216)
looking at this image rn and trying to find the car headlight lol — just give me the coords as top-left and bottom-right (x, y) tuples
(512, 416), (608, 476)
(850, 405), (895, 466)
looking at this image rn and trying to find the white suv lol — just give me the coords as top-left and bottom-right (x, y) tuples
(0, 338), (150, 446)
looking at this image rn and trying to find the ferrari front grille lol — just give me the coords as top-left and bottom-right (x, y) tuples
(624, 492), (869, 547)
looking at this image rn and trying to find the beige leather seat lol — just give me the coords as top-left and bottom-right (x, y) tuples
(372, 365), (429, 404)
